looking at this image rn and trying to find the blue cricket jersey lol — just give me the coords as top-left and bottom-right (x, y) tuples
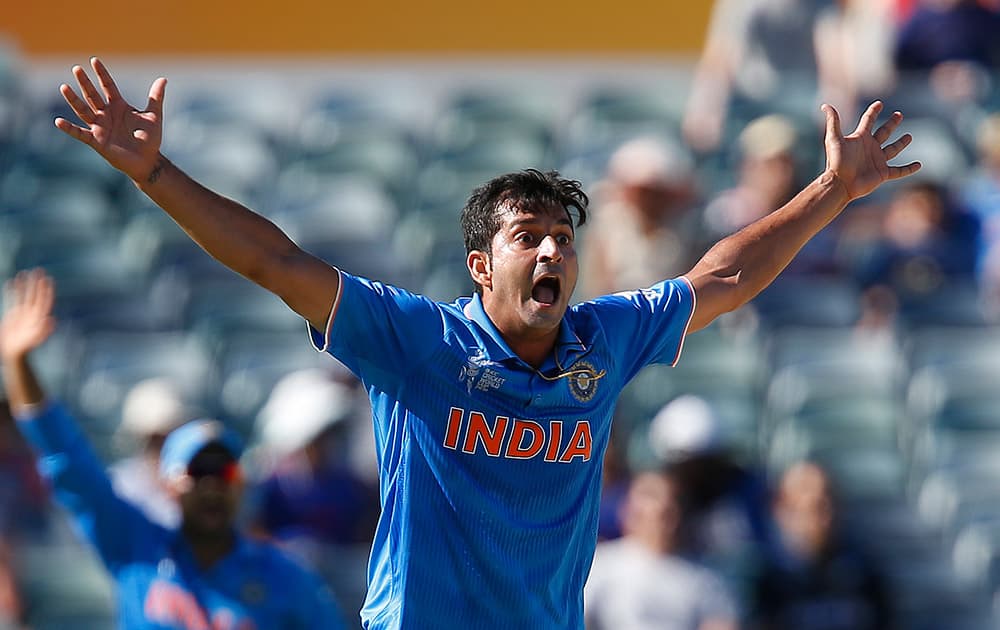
(309, 271), (696, 629)
(15, 403), (346, 630)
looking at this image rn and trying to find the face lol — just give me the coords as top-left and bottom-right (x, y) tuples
(623, 181), (691, 222)
(775, 463), (835, 558)
(621, 472), (680, 544)
(472, 202), (578, 339)
(744, 154), (796, 200)
(172, 445), (242, 538)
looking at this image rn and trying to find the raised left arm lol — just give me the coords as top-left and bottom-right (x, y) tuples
(684, 101), (921, 332)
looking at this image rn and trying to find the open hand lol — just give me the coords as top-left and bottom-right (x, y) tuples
(822, 101), (922, 201)
(0, 270), (57, 361)
(54, 57), (167, 183)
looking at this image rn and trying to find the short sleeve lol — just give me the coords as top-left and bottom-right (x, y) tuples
(584, 277), (696, 382)
(307, 271), (446, 388)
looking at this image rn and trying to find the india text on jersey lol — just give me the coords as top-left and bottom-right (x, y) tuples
(443, 407), (592, 462)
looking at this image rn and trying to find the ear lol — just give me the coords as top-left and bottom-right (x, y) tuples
(467, 250), (492, 291)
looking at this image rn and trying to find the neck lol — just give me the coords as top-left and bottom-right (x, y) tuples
(182, 526), (236, 570)
(631, 529), (677, 556)
(478, 296), (560, 369)
(500, 331), (557, 369)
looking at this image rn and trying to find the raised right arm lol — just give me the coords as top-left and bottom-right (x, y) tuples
(1, 270), (150, 569)
(54, 58), (339, 331)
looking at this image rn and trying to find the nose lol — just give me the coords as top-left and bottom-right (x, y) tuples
(537, 235), (563, 263)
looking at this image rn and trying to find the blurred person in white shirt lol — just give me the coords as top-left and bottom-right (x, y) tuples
(579, 137), (699, 300)
(108, 377), (190, 528)
(585, 468), (739, 630)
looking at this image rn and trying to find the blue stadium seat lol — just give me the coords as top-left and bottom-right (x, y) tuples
(751, 276), (862, 328)
(767, 330), (902, 422)
(918, 464), (1000, 545)
(22, 98), (124, 189)
(74, 331), (217, 455)
(11, 238), (167, 333)
(270, 170), (399, 243)
(215, 331), (337, 433)
(16, 537), (114, 630)
(899, 282), (987, 328)
(186, 279), (302, 339)
(564, 86), (686, 154)
(3, 177), (118, 239)
(952, 519), (1000, 596)
(886, 552), (990, 630)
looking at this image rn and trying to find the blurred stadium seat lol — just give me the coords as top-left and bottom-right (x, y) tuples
(215, 331), (333, 434)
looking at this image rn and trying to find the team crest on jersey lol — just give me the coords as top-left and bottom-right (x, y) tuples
(459, 349), (505, 394)
(567, 360), (604, 403)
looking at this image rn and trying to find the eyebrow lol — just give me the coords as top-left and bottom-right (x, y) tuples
(507, 215), (573, 229)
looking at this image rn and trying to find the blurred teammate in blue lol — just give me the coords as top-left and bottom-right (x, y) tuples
(0, 270), (346, 630)
(53, 57), (921, 629)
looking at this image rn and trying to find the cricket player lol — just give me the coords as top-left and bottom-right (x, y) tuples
(52, 58), (920, 629)
(0, 270), (347, 629)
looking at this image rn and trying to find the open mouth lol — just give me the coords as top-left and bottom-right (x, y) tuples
(532, 276), (561, 306)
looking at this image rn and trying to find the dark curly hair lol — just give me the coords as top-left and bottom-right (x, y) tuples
(460, 169), (589, 293)
(462, 168), (590, 293)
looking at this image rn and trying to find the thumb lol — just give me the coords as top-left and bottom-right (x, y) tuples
(146, 77), (167, 117)
(822, 104), (842, 141)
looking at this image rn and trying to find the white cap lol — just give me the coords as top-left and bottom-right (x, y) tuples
(648, 395), (721, 462)
(256, 369), (354, 456)
(608, 136), (693, 188)
(119, 378), (190, 437)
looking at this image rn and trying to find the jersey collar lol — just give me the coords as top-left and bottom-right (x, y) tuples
(461, 294), (589, 369)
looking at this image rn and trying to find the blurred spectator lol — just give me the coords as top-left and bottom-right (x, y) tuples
(585, 469), (739, 630)
(0, 540), (21, 630)
(248, 369), (379, 617)
(815, 0), (897, 123)
(853, 180), (979, 310)
(108, 377), (190, 528)
(703, 115), (800, 239)
(683, 0), (827, 153)
(0, 399), (48, 536)
(250, 368), (378, 547)
(703, 115), (837, 276)
(962, 114), (1000, 306)
(650, 396), (774, 573)
(598, 428), (632, 541)
(1, 270), (347, 628)
(579, 137), (699, 299)
(894, 0), (1000, 104)
(749, 461), (891, 630)
(0, 399), (48, 629)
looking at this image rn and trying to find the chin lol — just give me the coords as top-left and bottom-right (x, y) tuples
(193, 515), (233, 536)
(525, 302), (567, 327)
